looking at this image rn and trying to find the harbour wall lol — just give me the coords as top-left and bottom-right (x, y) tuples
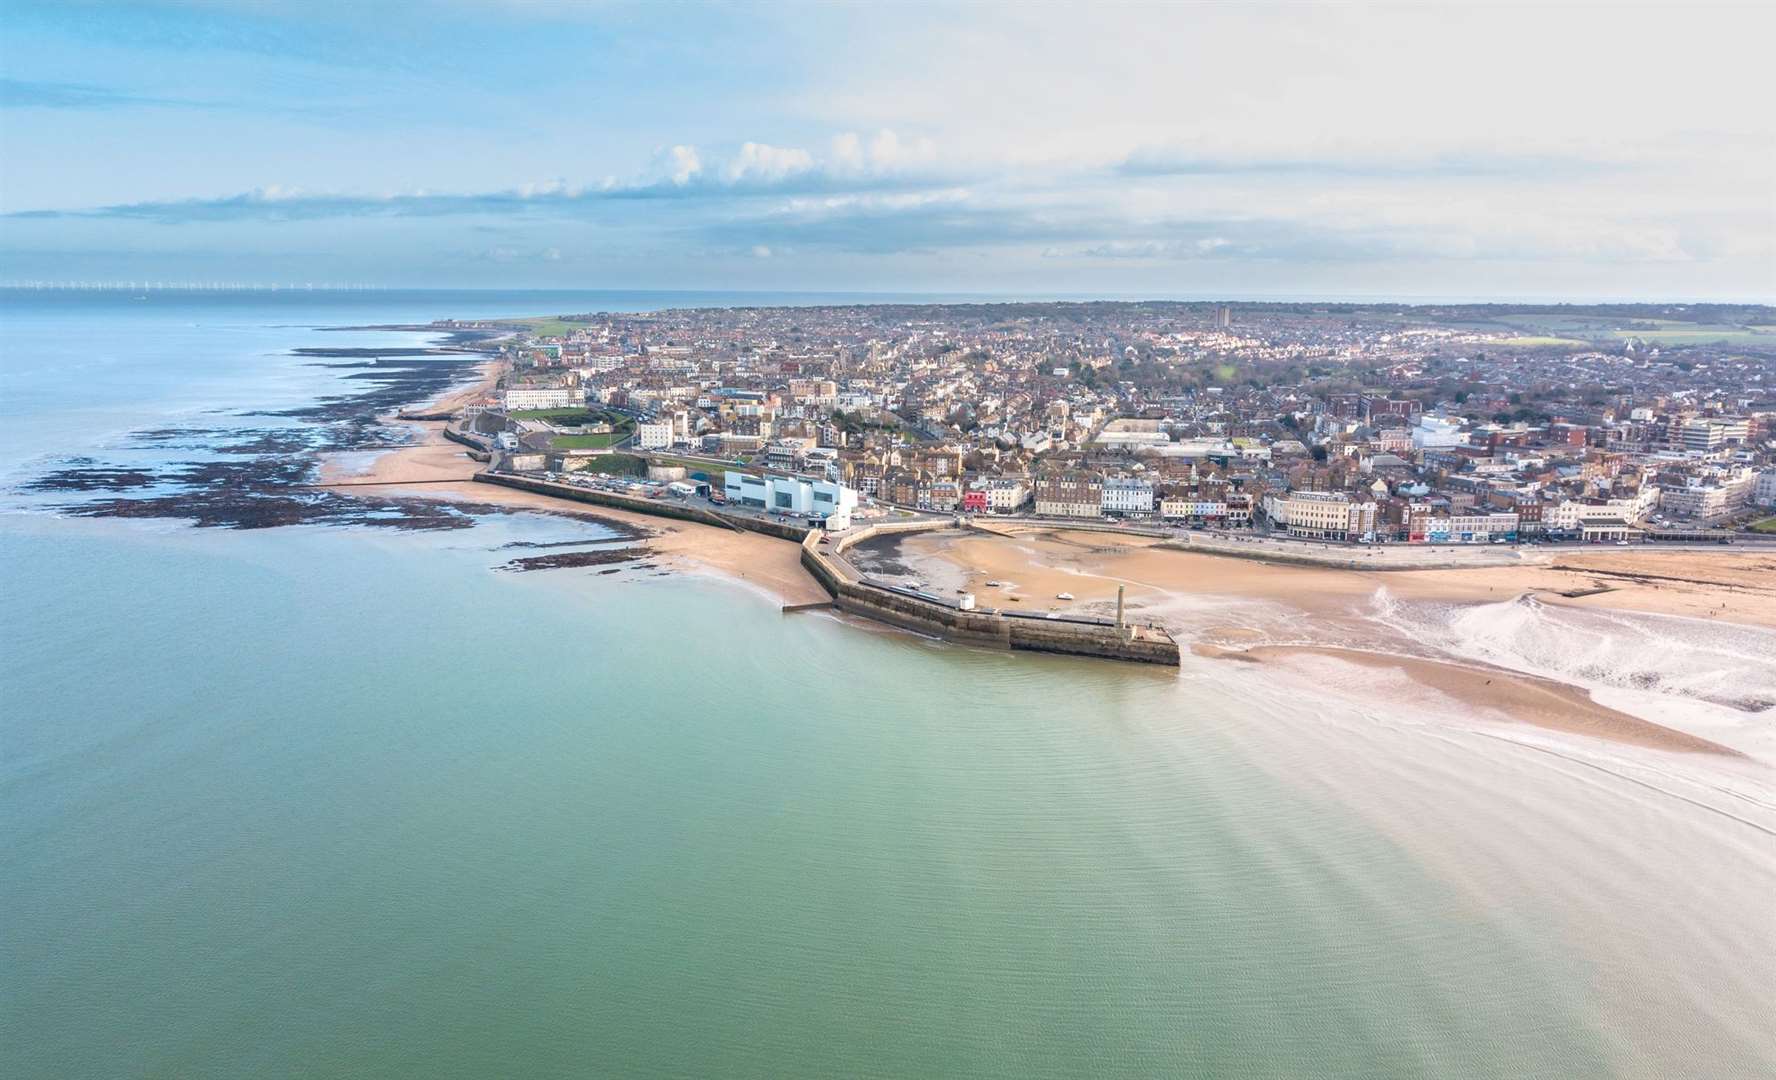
(803, 525), (1179, 666)
(470, 473), (1178, 665)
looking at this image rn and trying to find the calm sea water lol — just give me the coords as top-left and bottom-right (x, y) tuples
(3, 292), (1772, 1079)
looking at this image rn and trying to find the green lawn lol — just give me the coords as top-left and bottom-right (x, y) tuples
(511, 408), (595, 421)
(571, 454), (648, 477)
(551, 433), (622, 449)
(1477, 314), (1776, 345)
(1749, 516), (1776, 535)
(1609, 327), (1776, 345)
(512, 316), (598, 338)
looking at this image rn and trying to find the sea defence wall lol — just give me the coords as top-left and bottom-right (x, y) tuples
(1154, 535), (1528, 571)
(968, 515), (1532, 571)
(442, 427), (493, 462)
(472, 472), (812, 542)
(980, 516), (1173, 540)
(470, 473), (1177, 665)
(804, 524), (1179, 666)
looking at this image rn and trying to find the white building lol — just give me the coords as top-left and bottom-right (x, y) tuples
(1101, 476), (1155, 515)
(1677, 418), (1749, 453)
(1659, 467), (1758, 519)
(636, 421), (674, 450)
(809, 480), (859, 527)
(1160, 498), (1227, 521)
(503, 386), (580, 411)
(1446, 511), (1521, 542)
(1411, 414), (1470, 450)
(981, 477), (1031, 513)
(1755, 469), (1776, 508)
(1262, 491), (1377, 540)
(724, 472), (858, 527)
(1546, 486), (1661, 531)
(1095, 429), (1172, 449)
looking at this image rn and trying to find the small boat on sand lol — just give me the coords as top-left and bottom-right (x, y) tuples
(1055, 592), (1075, 601)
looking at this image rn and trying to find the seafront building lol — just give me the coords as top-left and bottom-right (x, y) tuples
(632, 421), (673, 449)
(502, 386), (579, 411)
(1262, 491), (1379, 541)
(1101, 476), (1156, 517)
(467, 300), (1774, 544)
(725, 472), (858, 528)
(1035, 472), (1105, 518)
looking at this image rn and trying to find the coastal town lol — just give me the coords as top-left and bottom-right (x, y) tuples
(445, 301), (1776, 548)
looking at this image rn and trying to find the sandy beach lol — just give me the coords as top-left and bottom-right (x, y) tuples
(1214, 644), (1741, 755)
(322, 396), (1772, 760)
(868, 526), (1776, 629)
(849, 525), (1776, 757)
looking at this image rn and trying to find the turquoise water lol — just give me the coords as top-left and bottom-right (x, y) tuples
(3, 293), (1771, 1077)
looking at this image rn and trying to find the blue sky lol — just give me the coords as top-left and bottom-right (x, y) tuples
(2, 0), (1772, 299)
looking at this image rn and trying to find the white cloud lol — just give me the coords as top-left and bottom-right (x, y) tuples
(828, 129), (939, 176)
(830, 132), (865, 173)
(722, 142), (814, 184)
(664, 145), (701, 185)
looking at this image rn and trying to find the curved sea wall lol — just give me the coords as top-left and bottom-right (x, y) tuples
(804, 525), (1179, 666)
(469, 474), (1178, 665)
(442, 427), (493, 462)
(472, 472), (812, 542)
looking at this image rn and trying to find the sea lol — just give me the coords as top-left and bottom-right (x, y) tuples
(2, 289), (1772, 1079)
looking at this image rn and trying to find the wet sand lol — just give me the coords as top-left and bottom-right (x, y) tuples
(892, 527), (1776, 630)
(890, 526), (1775, 756)
(1212, 644), (1741, 756)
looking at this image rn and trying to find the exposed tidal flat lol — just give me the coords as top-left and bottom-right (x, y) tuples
(3, 291), (1775, 1078)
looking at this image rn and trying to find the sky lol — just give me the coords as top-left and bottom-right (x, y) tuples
(2, 0), (1772, 300)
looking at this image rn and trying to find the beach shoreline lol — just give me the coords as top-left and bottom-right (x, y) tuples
(320, 430), (1774, 762)
(318, 428), (832, 608)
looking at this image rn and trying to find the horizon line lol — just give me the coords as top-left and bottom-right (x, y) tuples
(3, 284), (1773, 307)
